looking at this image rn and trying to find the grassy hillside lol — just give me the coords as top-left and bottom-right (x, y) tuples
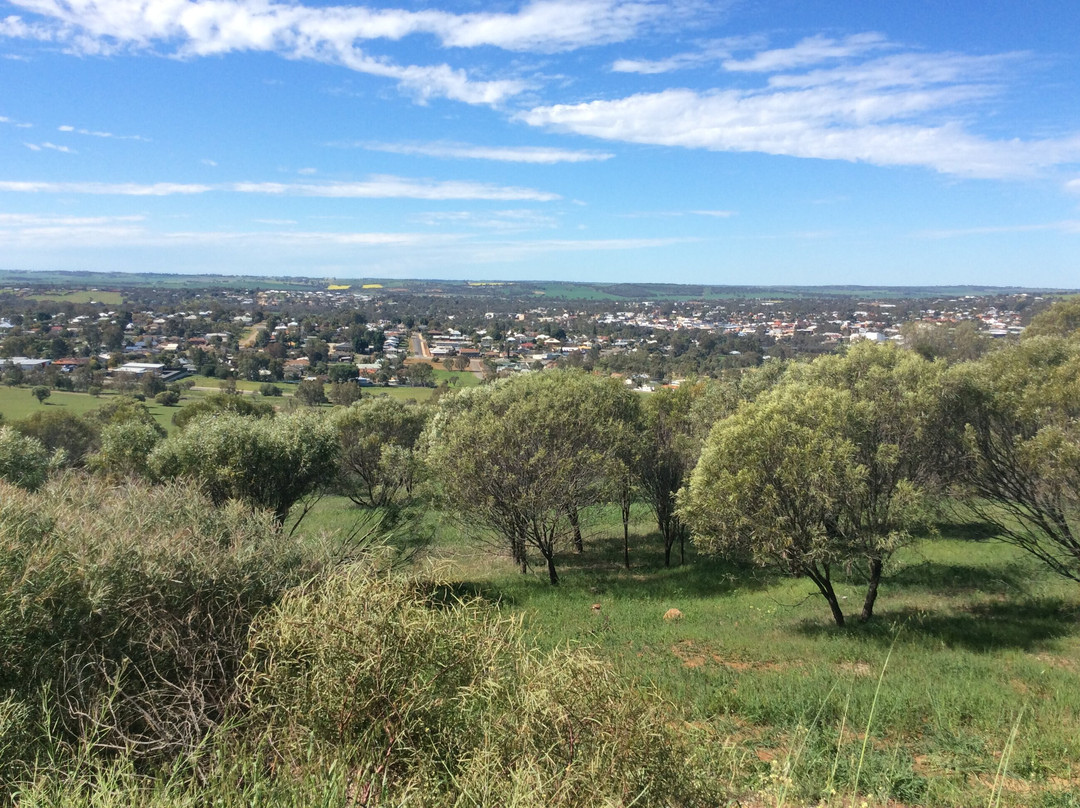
(295, 498), (1080, 807)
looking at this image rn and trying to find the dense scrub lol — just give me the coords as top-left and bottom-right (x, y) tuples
(0, 476), (718, 806)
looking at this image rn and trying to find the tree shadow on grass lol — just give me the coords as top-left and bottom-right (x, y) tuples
(933, 518), (1002, 543)
(796, 598), (1080, 653)
(885, 560), (1034, 596)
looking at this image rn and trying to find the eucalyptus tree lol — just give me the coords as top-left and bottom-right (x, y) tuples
(679, 383), (864, 626)
(790, 341), (944, 620)
(332, 397), (429, 509)
(427, 370), (638, 585)
(949, 335), (1080, 583)
(150, 409), (338, 524)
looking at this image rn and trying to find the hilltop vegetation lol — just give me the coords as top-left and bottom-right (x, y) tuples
(1, 298), (1080, 806)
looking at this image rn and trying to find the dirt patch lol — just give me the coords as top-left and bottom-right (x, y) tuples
(838, 661), (874, 677)
(670, 640), (785, 672)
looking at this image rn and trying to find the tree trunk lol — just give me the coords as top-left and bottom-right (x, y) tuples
(663, 535), (672, 568)
(568, 507), (583, 553)
(622, 500), (631, 570)
(546, 554), (559, 585)
(806, 566), (845, 627)
(679, 530), (685, 566)
(513, 535), (527, 573)
(860, 557), (884, 622)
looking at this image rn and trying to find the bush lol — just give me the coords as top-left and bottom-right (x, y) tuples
(241, 568), (720, 806)
(89, 420), (164, 478)
(0, 426), (51, 490)
(13, 409), (98, 467)
(0, 476), (321, 786)
(172, 392), (273, 429)
(155, 390), (180, 406)
(151, 409), (338, 523)
(258, 383), (282, 397)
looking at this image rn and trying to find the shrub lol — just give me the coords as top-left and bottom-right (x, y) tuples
(258, 383), (282, 397)
(0, 426), (51, 490)
(89, 420), (164, 478)
(0, 475), (321, 786)
(241, 568), (720, 807)
(172, 392), (273, 429)
(13, 409), (98, 467)
(155, 390), (180, 406)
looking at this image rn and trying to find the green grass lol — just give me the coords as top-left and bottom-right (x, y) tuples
(291, 498), (1080, 807)
(21, 289), (124, 304)
(431, 367), (479, 387)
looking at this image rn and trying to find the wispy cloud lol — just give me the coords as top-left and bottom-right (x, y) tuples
(410, 209), (559, 230)
(0, 176), (560, 201)
(24, 141), (77, 153)
(916, 221), (1080, 238)
(58, 124), (149, 141)
(356, 141), (614, 163)
(522, 37), (1080, 180)
(2, 0), (682, 105)
(722, 33), (888, 72)
(0, 213), (146, 226)
(611, 34), (764, 74)
(621, 209), (736, 218)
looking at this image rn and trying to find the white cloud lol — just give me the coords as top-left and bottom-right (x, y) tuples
(0, 213), (146, 225)
(521, 86), (1080, 179)
(691, 209), (735, 217)
(916, 221), (1080, 238)
(611, 34), (765, 74)
(722, 33), (887, 73)
(357, 141), (614, 163)
(57, 123), (149, 140)
(411, 208), (559, 230)
(24, 141), (77, 153)
(0, 176), (560, 200)
(1065, 178), (1080, 193)
(0, 180), (211, 195)
(2, 0), (681, 105)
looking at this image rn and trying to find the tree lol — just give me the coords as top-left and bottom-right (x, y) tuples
(1022, 298), (1080, 339)
(86, 396), (166, 438)
(0, 426), (52, 491)
(332, 398), (429, 508)
(90, 420), (164, 478)
(31, 386), (50, 404)
(790, 342), (942, 620)
(327, 363), (359, 384)
(639, 382), (707, 567)
(427, 370), (637, 585)
(259, 383), (283, 397)
(948, 336), (1080, 583)
(150, 410), (338, 524)
(295, 379), (327, 407)
(679, 384), (866, 626)
(172, 392), (273, 429)
(155, 390), (181, 406)
(327, 382), (363, 407)
(403, 362), (435, 388)
(13, 410), (98, 468)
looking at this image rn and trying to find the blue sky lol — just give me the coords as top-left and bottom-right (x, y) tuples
(1, 0), (1079, 286)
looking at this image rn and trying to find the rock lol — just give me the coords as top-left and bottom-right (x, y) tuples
(663, 608), (683, 621)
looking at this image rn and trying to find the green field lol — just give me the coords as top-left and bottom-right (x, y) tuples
(0, 381), (440, 433)
(19, 289), (125, 305)
(432, 367), (479, 387)
(293, 498), (1080, 807)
